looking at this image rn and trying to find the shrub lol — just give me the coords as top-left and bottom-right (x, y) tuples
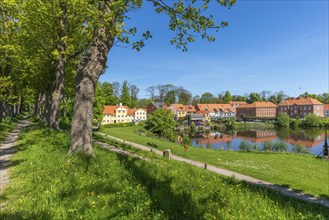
(262, 141), (273, 151)
(292, 144), (310, 154)
(273, 141), (289, 152)
(276, 112), (290, 128)
(239, 141), (252, 152)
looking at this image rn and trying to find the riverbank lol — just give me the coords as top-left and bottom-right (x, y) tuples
(100, 126), (329, 199)
(1, 124), (328, 219)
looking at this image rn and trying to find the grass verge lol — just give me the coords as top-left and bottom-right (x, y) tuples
(100, 126), (329, 199)
(0, 125), (328, 219)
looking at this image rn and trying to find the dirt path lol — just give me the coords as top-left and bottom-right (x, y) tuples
(0, 119), (31, 194)
(96, 132), (329, 208)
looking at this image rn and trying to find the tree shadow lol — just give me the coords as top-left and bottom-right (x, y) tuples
(116, 153), (204, 219)
(237, 180), (329, 218)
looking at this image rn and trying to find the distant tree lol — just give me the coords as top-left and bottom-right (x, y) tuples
(112, 82), (121, 101)
(129, 84), (140, 108)
(247, 93), (262, 103)
(177, 87), (192, 105)
(101, 82), (117, 105)
(200, 92), (215, 104)
(232, 95), (247, 102)
(144, 109), (177, 141)
(318, 93), (329, 104)
(192, 95), (200, 105)
(138, 98), (151, 108)
(120, 80), (131, 107)
(301, 114), (323, 127)
(146, 86), (157, 101)
(223, 91), (232, 103)
(276, 112), (290, 128)
(164, 90), (177, 105)
(276, 91), (289, 103)
(260, 90), (271, 101)
(93, 83), (105, 123)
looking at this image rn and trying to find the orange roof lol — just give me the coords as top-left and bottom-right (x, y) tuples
(184, 105), (196, 113)
(237, 102), (277, 108)
(196, 104), (235, 113)
(229, 101), (247, 106)
(103, 105), (129, 115)
(128, 108), (137, 115)
(324, 104), (329, 111)
(278, 97), (323, 106)
(171, 104), (185, 111)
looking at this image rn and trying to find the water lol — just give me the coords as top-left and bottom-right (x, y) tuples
(191, 129), (329, 156)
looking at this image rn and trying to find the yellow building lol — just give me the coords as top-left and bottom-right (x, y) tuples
(102, 104), (147, 124)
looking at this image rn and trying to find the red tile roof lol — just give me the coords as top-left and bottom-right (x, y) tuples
(278, 97), (323, 106)
(103, 105), (129, 115)
(237, 102), (277, 108)
(196, 104), (235, 113)
(171, 104), (185, 111)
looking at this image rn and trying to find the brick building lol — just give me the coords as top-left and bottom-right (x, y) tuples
(277, 97), (324, 118)
(236, 102), (277, 119)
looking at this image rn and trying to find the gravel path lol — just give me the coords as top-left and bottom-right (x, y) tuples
(96, 132), (329, 208)
(0, 119), (31, 193)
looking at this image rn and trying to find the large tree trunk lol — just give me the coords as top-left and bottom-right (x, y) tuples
(50, 1), (67, 130)
(69, 1), (115, 156)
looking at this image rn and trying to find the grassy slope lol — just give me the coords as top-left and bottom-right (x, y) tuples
(0, 118), (18, 142)
(100, 126), (329, 199)
(0, 125), (328, 219)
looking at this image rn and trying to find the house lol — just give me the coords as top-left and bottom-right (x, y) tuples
(102, 104), (147, 124)
(236, 102), (277, 119)
(195, 104), (236, 121)
(146, 102), (168, 115)
(170, 104), (186, 119)
(277, 97), (324, 118)
(324, 104), (329, 118)
(129, 108), (147, 123)
(189, 113), (206, 126)
(229, 101), (247, 108)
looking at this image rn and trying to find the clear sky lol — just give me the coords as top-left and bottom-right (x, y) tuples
(99, 0), (329, 99)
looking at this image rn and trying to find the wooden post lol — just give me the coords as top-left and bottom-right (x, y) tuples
(163, 149), (172, 159)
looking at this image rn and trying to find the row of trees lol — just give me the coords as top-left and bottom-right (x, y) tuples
(1, 0), (235, 156)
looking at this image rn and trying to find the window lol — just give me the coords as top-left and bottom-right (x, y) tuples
(308, 106), (311, 110)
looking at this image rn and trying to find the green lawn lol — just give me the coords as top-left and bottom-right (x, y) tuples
(100, 126), (329, 199)
(1, 125), (329, 219)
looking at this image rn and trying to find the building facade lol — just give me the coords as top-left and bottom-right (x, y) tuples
(195, 104), (236, 121)
(146, 102), (168, 115)
(277, 97), (324, 118)
(236, 102), (277, 119)
(102, 104), (147, 124)
(324, 104), (329, 118)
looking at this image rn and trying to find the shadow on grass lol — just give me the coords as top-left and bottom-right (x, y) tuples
(238, 180), (329, 218)
(0, 211), (51, 220)
(116, 153), (203, 219)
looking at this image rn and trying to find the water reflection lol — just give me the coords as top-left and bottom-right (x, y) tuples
(191, 129), (328, 155)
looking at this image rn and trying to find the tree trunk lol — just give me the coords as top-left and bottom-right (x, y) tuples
(50, 1), (67, 130)
(0, 101), (3, 122)
(69, 1), (115, 156)
(44, 89), (51, 126)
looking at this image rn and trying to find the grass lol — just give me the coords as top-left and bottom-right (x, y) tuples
(0, 125), (328, 219)
(100, 126), (329, 199)
(0, 116), (22, 142)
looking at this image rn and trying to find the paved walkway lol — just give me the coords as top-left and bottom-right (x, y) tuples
(0, 119), (31, 194)
(96, 132), (329, 208)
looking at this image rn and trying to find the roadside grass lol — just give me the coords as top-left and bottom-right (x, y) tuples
(0, 116), (22, 142)
(1, 125), (328, 219)
(100, 126), (329, 199)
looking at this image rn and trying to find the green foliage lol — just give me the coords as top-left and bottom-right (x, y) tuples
(292, 144), (310, 154)
(3, 125), (329, 219)
(102, 122), (134, 128)
(93, 83), (105, 123)
(200, 92), (215, 103)
(102, 126), (329, 198)
(276, 112), (290, 128)
(273, 141), (289, 152)
(223, 91), (232, 103)
(262, 141), (273, 151)
(223, 117), (236, 129)
(101, 82), (117, 105)
(144, 109), (177, 141)
(290, 118), (301, 129)
(239, 140), (252, 152)
(301, 114), (325, 127)
(164, 90), (176, 105)
(120, 80), (131, 107)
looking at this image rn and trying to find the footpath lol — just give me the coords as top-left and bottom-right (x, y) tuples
(96, 132), (329, 208)
(0, 119), (31, 194)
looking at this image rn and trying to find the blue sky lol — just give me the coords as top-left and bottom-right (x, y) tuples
(99, 0), (329, 99)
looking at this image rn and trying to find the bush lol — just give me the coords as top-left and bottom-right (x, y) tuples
(262, 141), (273, 151)
(239, 141), (252, 152)
(276, 112), (290, 128)
(102, 122), (134, 128)
(292, 144), (310, 154)
(273, 141), (289, 152)
(301, 114), (324, 127)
